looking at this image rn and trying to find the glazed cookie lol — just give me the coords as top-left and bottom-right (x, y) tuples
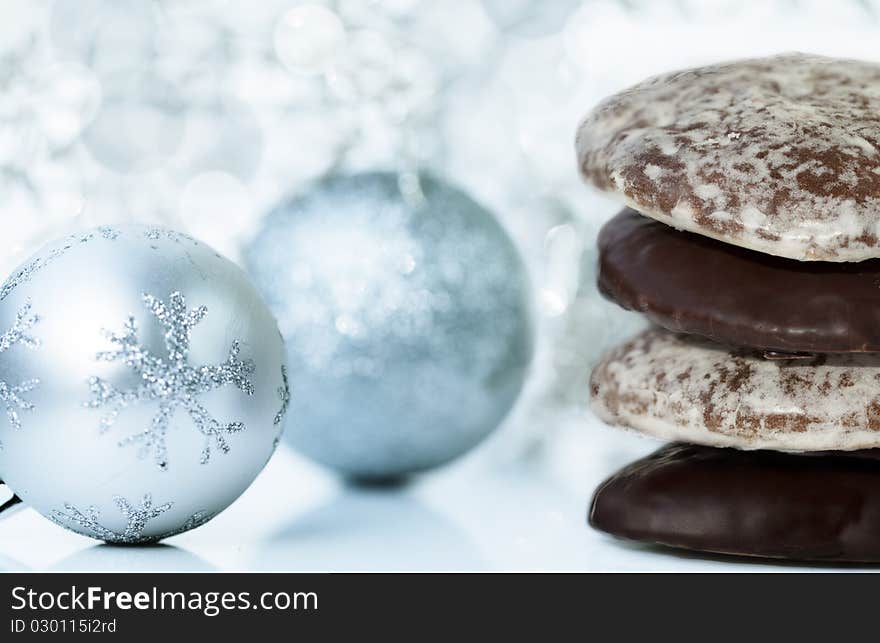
(598, 209), (880, 354)
(577, 53), (880, 262)
(590, 327), (880, 451)
(590, 443), (880, 562)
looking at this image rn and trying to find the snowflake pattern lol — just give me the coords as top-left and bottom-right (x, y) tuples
(50, 493), (214, 544)
(275, 365), (290, 427)
(144, 227), (200, 248)
(97, 226), (121, 241)
(0, 302), (40, 430)
(0, 227), (198, 303)
(85, 291), (256, 470)
(164, 509), (216, 538)
(0, 231), (102, 302)
(51, 493), (173, 543)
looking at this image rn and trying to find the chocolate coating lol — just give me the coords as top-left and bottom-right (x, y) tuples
(590, 443), (880, 563)
(599, 209), (880, 353)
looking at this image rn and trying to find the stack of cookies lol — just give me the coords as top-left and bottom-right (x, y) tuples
(577, 53), (880, 563)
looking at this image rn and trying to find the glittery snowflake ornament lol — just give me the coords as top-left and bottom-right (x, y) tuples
(0, 225), (288, 543)
(51, 493), (215, 544)
(86, 291), (256, 470)
(0, 302), (41, 430)
(52, 493), (174, 544)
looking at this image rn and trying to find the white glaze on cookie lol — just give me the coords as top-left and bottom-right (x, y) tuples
(577, 53), (880, 262)
(591, 327), (880, 451)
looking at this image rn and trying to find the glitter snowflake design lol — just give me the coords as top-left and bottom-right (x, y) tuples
(0, 226), (196, 303)
(0, 231), (102, 302)
(0, 302), (40, 430)
(98, 226), (121, 241)
(144, 227), (200, 249)
(164, 509), (216, 539)
(50, 493), (215, 544)
(51, 494), (173, 543)
(85, 291), (256, 470)
(275, 365), (290, 427)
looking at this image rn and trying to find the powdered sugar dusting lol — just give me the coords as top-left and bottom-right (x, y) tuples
(577, 53), (880, 262)
(591, 328), (880, 451)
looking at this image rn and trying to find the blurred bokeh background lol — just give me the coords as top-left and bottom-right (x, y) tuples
(3, 0), (880, 570)
(7, 0), (880, 426)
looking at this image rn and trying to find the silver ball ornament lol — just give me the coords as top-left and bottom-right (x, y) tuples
(245, 172), (533, 479)
(0, 226), (288, 543)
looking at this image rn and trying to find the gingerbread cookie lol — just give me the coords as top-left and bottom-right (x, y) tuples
(578, 54), (880, 261)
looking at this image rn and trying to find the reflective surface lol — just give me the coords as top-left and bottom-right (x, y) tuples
(1, 411), (865, 572)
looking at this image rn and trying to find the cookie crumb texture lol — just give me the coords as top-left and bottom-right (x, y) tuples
(577, 53), (880, 262)
(590, 328), (880, 451)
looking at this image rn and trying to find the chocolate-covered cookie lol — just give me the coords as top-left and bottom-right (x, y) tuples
(590, 327), (880, 452)
(590, 443), (880, 562)
(599, 209), (880, 353)
(577, 53), (880, 262)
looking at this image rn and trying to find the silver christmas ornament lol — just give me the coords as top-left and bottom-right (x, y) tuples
(0, 225), (288, 543)
(245, 172), (533, 479)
